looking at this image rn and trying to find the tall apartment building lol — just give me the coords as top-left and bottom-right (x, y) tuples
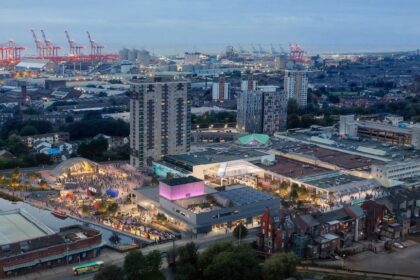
(284, 70), (308, 107)
(240, 74), (257, 91)
(237, 89), (287, 135)
(130, 78), (191, 168)
(212, 74), (230, 101)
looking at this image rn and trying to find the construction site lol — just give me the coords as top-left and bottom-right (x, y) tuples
(0, 30), (119, 67)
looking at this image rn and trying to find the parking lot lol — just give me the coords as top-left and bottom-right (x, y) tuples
(344, 240), (420, 277)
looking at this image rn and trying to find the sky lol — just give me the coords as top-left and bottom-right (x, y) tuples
(0, 0), (419, 55)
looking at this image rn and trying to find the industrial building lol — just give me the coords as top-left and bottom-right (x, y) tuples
(129, 78), (191, 168)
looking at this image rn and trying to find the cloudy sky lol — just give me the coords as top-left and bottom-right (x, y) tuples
(0, 0), (419, 55)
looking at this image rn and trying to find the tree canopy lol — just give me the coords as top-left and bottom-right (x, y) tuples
(262, 253), (299, 280)
(94, 265), (124, 280)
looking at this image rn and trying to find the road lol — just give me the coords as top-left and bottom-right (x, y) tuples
(297, 265), (419, 280)
(15, 229), (258, 280)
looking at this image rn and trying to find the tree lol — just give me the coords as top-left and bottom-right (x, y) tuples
(78, 137), (108, 160)
(202, 245), (260, 280)
(175, 242), (199, 280)
(232, 223), (248, 241)
(107, 202), (119, 214)
(262, 253), (299, 280)
(124, 251), (145, 280)
(124, 250), (164, 280)
(289, 188), (298, 202)
(297, 187), (310, 201)
(7, 135), (28, 156)
(278, 181), (289, 198)
(150, 177), (159, 187)
(81, 204), (90, 215)
(19, 125), (38, 136)
(94, 265), (124, 280)
(109, 232), (121, 244)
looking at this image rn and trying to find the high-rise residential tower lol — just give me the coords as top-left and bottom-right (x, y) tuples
(212, 74), (230, 101)
(237, 88), (287, 135)
(284, 70), (308, 107)
(130, 78), (191, 168)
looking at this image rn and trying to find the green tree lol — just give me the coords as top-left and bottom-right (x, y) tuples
(7, 135), (28, 156)
(124, 250), (164, 280)
(278, 181), (289, 198)
(81, 204), (90, 215)
(94, 265), (124, 280)
(175, 242), (199, 280)
(19, 125), (38, 136)
(202, 245), (260, 280)
(289, 188), (298, 202)
(150, 177), (159, 187)
(107, 202), (119, 214)
(262, 253), (299, 280)
(124, 251), (145, 280)
(232, 223), (248, 241)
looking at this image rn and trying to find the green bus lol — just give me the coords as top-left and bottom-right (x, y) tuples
(72, 261), (104, 276)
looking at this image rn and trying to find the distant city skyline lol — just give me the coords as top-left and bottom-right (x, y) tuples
(1, 0), (419, 55)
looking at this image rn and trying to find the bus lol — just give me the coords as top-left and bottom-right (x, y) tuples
(72, 261), (104, 276)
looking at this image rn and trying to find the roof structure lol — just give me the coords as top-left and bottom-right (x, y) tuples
(0, 209), (54, 246)
(52, 157), (99, 177)
(160, 176), (202, 186)
(216, 186), (278, 206)
(237, 134), (270, 146)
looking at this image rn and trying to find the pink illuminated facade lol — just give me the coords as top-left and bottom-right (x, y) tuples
(159, 177), (205, 201)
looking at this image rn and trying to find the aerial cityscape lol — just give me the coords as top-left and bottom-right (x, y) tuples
(0, 1), (419, 280)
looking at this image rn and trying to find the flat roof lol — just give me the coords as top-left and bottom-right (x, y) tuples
(272, 138), (383, 171)
(357, 121), (412, 134)
(161, 176), (202, 186)
(300, 171), (364, 189)
(165, 147), (268, 167)
(257, 155), (329, 179)
(217, 186), (278, 206)
(0, 209), (54, 246)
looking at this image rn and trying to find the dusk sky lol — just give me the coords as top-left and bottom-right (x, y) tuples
(1, 0), (419, 55)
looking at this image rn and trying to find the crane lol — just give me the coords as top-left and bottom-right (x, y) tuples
(258, 44), (268, 56)
(270, 44), (279, 55)
(278, 44), (285, 54)
(40, 30), (60, 57)
(31, 29), (44, 57)
(86, 31), (104, 58)
(65, 30), (84, 56)
(289, 43), (308, 63)
(251, 44), (259, 56)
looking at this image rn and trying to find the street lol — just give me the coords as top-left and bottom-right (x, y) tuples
(13, 229), (258, 280)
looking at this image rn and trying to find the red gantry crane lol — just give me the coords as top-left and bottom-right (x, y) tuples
(31, 29), (45, 57)
(40, 29), (61, 57)
(86, 31), (104, 59)
(289, 43), (309, 64)
(65, 30), (84, 57)
(0, 40), (25, 65)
